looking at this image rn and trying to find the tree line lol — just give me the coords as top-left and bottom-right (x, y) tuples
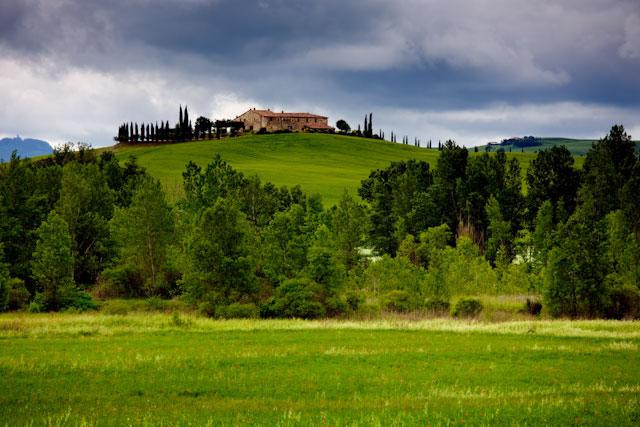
(1, 125), (638, 319)
(115, 105), (244, 144)
(336, 115), (439, 149)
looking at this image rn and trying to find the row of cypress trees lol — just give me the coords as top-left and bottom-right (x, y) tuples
(115, 105), (195, 144)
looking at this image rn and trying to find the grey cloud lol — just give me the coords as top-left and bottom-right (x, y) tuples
(1, 0), (639, 147)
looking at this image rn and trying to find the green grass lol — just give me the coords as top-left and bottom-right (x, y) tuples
(110, 134), (552, 206)
(1, 313), (639, 425)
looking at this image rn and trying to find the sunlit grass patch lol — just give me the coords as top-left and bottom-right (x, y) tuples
(0, 312), (638, 425)
(2, 312), (639, 339)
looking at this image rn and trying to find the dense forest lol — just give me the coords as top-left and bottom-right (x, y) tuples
(1, 125), (638, 319)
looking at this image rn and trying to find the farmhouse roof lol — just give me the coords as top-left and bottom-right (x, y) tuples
(246, 109), (328, 119)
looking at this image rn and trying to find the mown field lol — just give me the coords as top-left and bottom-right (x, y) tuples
(1, 313), (639, 425)
(110, 134), (555, 206)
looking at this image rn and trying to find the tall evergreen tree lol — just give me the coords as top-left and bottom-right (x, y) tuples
(579, 124), (636, 219)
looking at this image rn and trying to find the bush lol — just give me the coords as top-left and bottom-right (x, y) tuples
(324, 296), (348, 317)
(0, 278), (7, 312)
(356, 302), (381, 317)
(198, 300), (216, 317)
(381, 290), (420, 313)
(7, 278), (30, 310)
(345, 291), (364, 312)
(521, 298), (543, 316)
(606, 285), (640, 320)
(28, 300), (43, 313)
(453, 298), (483, 318)
(216, 303), (259, 319)
(424, 299), (450, 314)
(260, 278), (326, 319)
(61, 288), (99, 312)
(97, 265), (144, 298)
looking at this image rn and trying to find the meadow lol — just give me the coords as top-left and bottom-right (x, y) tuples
(1, 313), (639, 426)
(110, 134), (557, 205)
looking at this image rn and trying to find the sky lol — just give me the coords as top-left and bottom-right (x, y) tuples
(1, 0), (639, 147)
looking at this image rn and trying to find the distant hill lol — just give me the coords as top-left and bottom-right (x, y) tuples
(109, 133), (547, 205)
(481, 137), (639, 156)
(0, 136), (53, 161)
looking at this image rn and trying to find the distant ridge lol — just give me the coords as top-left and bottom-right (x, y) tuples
(480, 137), (639, 156)
(0, 136), (53, 161)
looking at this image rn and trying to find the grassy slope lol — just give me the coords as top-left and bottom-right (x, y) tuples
(1, 314), (639, 425)
(110, 134), (560, 206)
(484, 138), (639, 156)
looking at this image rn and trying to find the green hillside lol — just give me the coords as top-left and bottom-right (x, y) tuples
(110, 133), (558, 206)
(483, 137), (638, 156)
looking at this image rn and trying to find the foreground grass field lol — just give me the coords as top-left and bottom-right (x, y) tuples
(110, 134), (550, 206)
(1, 313), (639, 425)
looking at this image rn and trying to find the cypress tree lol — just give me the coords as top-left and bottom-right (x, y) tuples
(368, 113), (373, 136)
(364, 116), (367, 137)
(179, 105), (183, 129)
(141, 123), (145, 142)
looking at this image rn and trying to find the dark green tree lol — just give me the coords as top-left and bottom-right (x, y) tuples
(0, 244), (9, 312)
(111, 177), (175, 295)
(336, 119), (350, 133)
(579, 124), (637, 219)
(543, 207), (607, 318)
(184, 197), (256, 304)
(55, 162), (115, 285)
(526, 145), (580, 222)
(31, 212), (75, 311)
(332, 190), (368, 270)
(262, 204), (310, 283)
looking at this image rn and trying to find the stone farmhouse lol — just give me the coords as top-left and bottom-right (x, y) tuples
(235, 108), (334, 133)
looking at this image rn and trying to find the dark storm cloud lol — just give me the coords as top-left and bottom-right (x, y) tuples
(1, 0), (639, 146)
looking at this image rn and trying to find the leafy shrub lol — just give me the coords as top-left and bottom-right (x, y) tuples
(605, 285), (640, 320)
(357, 302), (381, 317)
(521, 298), (543, 316)
(97, 265), (144, 298)
(7, 278), (30, 310)
(216, 303), (259, 319)
(362, 256), (424, 296)
(28, 298), (43, 313)
(146, 296), (168, 311)
(198, 300), (216, 317)
(61, 289), (99, 312)
(381, 290), (419, 312)
(0, 278), (7, 312)
(345, 291), (364, 312)
(260, 278), (326, 319)
(424, 299), (450, 314)
(324, 296), (348, 317)
(453, 298), (483, 318)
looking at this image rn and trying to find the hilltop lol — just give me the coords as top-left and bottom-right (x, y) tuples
(110, 133), (551, 205)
